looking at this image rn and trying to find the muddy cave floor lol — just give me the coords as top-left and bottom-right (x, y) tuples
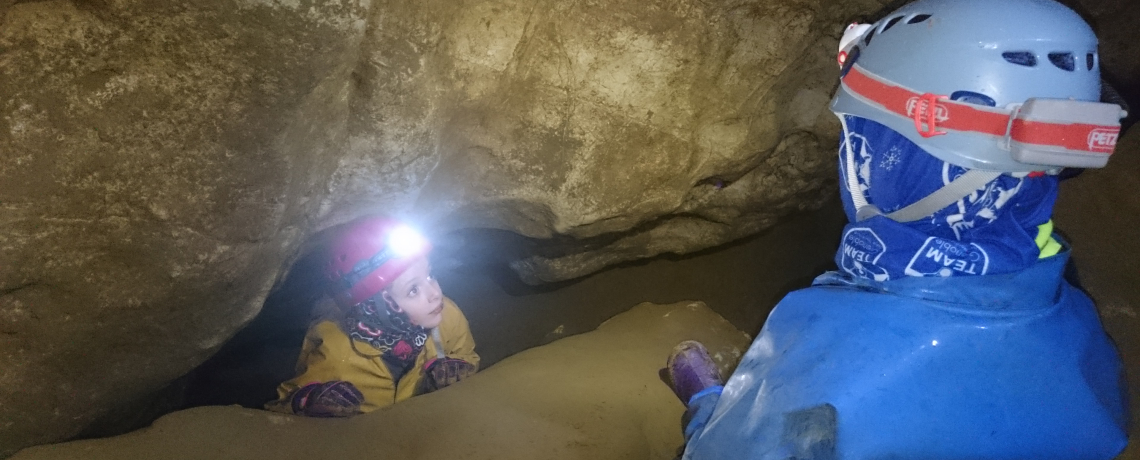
(124, 195), (1138, 459)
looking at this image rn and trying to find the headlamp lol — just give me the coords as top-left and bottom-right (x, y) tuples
(387, 225), (429, 259)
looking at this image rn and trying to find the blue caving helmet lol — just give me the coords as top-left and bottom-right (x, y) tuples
(831, 0), (1124, 173)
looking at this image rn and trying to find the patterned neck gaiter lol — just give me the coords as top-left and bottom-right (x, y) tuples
(835, 116), (1059, 281)
(344, 297), (428, 372)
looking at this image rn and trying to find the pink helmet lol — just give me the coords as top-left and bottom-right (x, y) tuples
(324, 216), (432, 308)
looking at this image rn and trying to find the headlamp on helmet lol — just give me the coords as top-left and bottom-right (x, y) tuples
(387, 225), (430, 259)
(325, 217), (433, 308)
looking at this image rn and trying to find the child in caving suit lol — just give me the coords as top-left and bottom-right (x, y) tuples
(266, 216), (479, 417)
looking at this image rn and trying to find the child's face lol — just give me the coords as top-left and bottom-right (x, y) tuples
(385, 257), (444, 329)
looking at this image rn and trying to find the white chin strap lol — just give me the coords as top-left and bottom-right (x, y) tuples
(839, 115), (1002, 223)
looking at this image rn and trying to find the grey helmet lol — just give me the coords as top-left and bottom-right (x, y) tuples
(831, 0), (1125, 173)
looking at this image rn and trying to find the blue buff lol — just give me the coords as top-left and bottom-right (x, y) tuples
(681, 248), (1128, 460)
(836, 116), (1058, 281)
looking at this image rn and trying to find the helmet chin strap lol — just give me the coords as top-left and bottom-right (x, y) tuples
(840, 115), (872, 212)
(840, 115), (1002, 223)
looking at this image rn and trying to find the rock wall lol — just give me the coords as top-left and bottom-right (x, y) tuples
(0, 0), (877, 454)
(325, 0), (867, 282)
(0, 1), (367, 455)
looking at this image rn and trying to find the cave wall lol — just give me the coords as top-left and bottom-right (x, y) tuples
(0, 0), (366, 454)
(0, 0), (880, 454)
(322, 0), (872, 282)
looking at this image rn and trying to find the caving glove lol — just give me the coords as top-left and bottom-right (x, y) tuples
(290, 380), (365, 417)
(419, 358), (477, 394)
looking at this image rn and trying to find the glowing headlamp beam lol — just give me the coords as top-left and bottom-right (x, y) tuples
(387, 225), (428, 258)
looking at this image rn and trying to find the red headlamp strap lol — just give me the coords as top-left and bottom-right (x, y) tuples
(840, 64), (1121, 159)
(841, 65), (1009, 136)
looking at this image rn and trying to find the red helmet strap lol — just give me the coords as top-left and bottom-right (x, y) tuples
(841, 63), (1123, 168)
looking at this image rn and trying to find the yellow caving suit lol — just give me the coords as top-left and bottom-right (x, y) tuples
(268, 297), (478, 413)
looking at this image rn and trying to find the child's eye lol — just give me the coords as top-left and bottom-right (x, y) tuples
(408, 285), (418, 296)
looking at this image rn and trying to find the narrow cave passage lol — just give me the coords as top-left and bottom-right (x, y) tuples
(179, 201), (847, 411)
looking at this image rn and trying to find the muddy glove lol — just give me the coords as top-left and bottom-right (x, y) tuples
(290, 380), (364, 418)
(419, 358), (477, 393)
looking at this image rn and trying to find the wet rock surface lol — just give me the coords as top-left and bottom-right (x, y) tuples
(10, 301), (751, 460)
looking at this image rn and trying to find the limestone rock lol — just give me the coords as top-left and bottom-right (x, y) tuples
(0, 1), (367, 455)
(328, 0), (865, 283)
(10, 301), (751, 460)
(0, 0), (867, 454)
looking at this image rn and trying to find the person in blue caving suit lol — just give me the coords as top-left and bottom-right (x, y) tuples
(664, 0), (1131, 458)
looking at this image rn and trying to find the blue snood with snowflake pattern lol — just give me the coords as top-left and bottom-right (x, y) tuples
(834, 116), (1059, 281)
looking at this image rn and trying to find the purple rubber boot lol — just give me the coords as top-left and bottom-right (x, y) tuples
(666, 340), (724, 405)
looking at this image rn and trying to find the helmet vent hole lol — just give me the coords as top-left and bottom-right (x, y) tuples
(882, 16), (904, 32)
(1086, 53), (1095, 71)
(950, 91), (996, 107)
(864, 27), (876, 45)
(1002, 51), (1037, 67)
(1048, 52), (1075, 71)
(907, 14), (931, 24)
